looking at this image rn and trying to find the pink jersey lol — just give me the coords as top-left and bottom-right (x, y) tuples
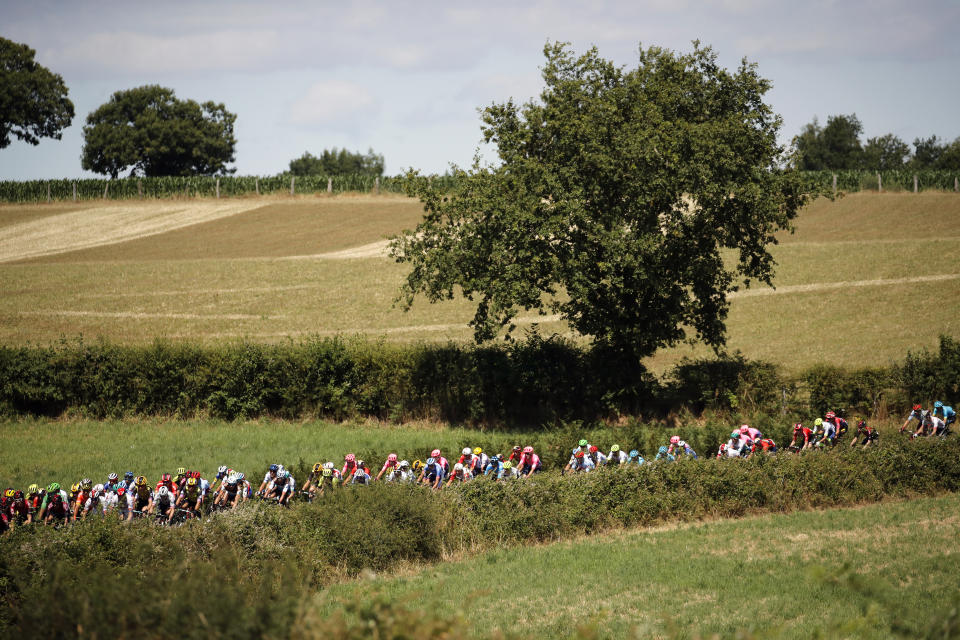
(518, 453), (541, 468)
(380, 459), (397, 474)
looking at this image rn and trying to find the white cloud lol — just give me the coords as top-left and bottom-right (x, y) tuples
(289, 81), (379, 126)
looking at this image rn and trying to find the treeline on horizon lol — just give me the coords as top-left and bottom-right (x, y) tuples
(791, 113), (960, 172)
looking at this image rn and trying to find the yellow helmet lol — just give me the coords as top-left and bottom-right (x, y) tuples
(187, 477), (198, 488)
(176, 467), (186, 477)
(135, 476), (147, 486)
(312, 463), (322, 473)
(3, 489), (14, 498)
(473, 447), (482, 455)
(412, 459), (424, 471)
(70, 483), (81, 493)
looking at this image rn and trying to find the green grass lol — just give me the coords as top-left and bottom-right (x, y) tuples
(315, 492), (960, 639)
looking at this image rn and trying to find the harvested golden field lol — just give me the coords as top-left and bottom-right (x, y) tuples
(0, 192), (957, 372)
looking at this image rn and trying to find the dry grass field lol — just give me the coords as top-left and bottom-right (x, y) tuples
(0, 191), (957, 372)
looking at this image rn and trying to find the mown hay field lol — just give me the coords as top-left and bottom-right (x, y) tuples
(0, 191), (957, 372)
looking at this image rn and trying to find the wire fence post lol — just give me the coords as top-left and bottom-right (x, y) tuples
(72, 181), (76, 202)
(327, 177), (332, 194)
(955, 176), (958, 192)
(877, 172), (882, 193)
(255, 177), (260, 196)
(374, 176), (380, 195)
(46, 182), (51, 203)
(138, 179), (143, 199)
(103, 181), (109, 199)
(914, 174), (918, 193)
(290, 176), (295, 196)
(216, 178), (220, 199)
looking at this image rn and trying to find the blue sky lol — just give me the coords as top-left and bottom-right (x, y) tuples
(2, 0), (958, 179)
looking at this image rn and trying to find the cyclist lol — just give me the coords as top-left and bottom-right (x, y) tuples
(901, 404), (928, 433)
(176, 477), (204, 516)
(340, 455), (360, 484)
(789, 423), (815, 451)
(588, 445), (607, 468)
(446, 462), (471, 487)
(471, 447), (489, 476)
(155, 474), (177, 499)
(484, 454), (504, 478)
(674, 440), (698, 459)
(430, 449), (450, 474)
(120, 471), (136, 494)
(628, 449), (645, 465)
(42, 483), (70, 525)
(507, 445), (524, 464)
(150, 486), (176, 522)
(655, 445), (676, 462)
(173, 468), (188, 493)
(71, 478), (93, 522)
(7, 491), (29, 529)
(411, 459), (425, 480)
(131, 476), (152, 520)
(564, 450), (594, 474)
(115, 485), (133, 520)
(751, 437), (777, 455)
(816, 417), (838, 447)
(269, 470), (296, 504)
(926, 413), (947, 437)
(739, 425), (763, 443)
(81, 485), (108, 519)
(499, 461), (519, 481)
(216, 474), (242, 509)
(25, 484), (44, 524)
(385, 460), (414, 483)
(302, 463), (324, 497)
(933, 401), (955, 433)
(257, 464), (281, 497)
(350, 463), (371, 486)
(517, 446), (542, 478)
(457, 447), (474, 467)
(375, 454), (400, 482)
(823, 411), (848, 440)
(850, 417), (879, 448)
(103, 472), (120, 493)
(607, 444), (628, 465)
(421, 458), (446, 489)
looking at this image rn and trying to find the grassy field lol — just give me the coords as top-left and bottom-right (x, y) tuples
(0, 191), (957, 371)
(315, 492), (960, 639)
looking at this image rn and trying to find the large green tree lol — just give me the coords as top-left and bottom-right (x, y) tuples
(289, 148), (384, 176)
(791, 114), (863, 169)
(81, 85), (236, 178)
(862, 133), (910, 170)
(0, 37), (74, 149)
(391, 42), (810, 362)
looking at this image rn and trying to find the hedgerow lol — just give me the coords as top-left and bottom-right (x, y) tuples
(0, 335), (956, 424)
(1, 438), (957, 637)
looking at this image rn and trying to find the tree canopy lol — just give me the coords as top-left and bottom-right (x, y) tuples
(288, 148), (384, 176)
(81, 85), (236, 178)
(791, 114), (865, 170)
(0, 37), (74, 149)
(391, 42), (809, 362)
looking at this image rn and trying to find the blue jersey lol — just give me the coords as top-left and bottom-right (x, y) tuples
(935, 405), (955, 423)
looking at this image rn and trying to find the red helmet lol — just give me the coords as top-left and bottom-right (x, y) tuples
(589, 445), (598, 453)
(117, 487), (126, 496)
(574, 451), (584, 458)
(825, 411), (835, 420)
(192, 471), (202, 479)
(161, 473), (172, 483)
(913, 404), (922, 411)
(670, 435), (680, 444)
(387, 453), (397, 462)
(793, 423), (802, 431)
(523, 446), (534, 454)
(431, 449), (441, 458)
(345, 453), (355, 463)
(512, 445), (521, 452)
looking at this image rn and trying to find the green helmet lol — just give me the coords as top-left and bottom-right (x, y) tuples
(578, 439), (588, 447)
(503, 461), (513, 469)
(730, 431), (740, 439)
(814, 418), (823, 426)
(611, 444), (620, 452)
(47, 482), (60, 493)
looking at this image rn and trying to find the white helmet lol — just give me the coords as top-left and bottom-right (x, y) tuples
(462, 447), (472, 456)
(158, 486), (169, 498)
(398, 460), (410, 468)
(218, 465), (228, 474)
(677, 440), (687, 448)
(454, 463), (465, 472)
(324, 462), (334, 470)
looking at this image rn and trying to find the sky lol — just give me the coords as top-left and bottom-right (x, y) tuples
(2, 0), (959, 179)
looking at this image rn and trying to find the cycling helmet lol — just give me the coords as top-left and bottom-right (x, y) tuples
(658, 446), (669, 454)
(491, 454), (501, 461)
(277, 465), (286, 474)
(677, 440), (687, 448)
(935, 401), (943, 408)
(124, 471), (134, 480)
(236, 473), (245, 481)
(81, 478), (92, 490)
(462, 447), (472, 456)
(629, 450), (639, 458)
(269, 464), (279, 473)
(3, 489), (14, 498)
(426, 457), (436, 466)
(814, 418), (823, 427)
(48, 482), (61, 493)
(108, 472), (119, 482)
(431, 449), (441, 458)
(355, 461), (366, 471)
(589, 445), (598, 453)
(218, 465), (228, 475)
(513, 445), (522, 452)
(226, 474), (238, 485)
(739, 426), (749, 434)
(578, 439), (588, 447)
(611, 444), (620, 452)
(412, 460), (424, 471)
(730, 431), (740, 439)
(13, 490), (23, 501)
(399, 460), (410, 469)
(311, 463), (322, 473)
(387, 453), (397, 462)
(345, 454), (355, 463)
(91, 487), (102, 500)
(454, 463), (465, 472)
(913, 404), (922, 411)
(70, 483), (80, 494)
(322, 468), (333, 477)
(574, 451), (584, 459)
(793, 423), (802, 431)
(670, 435), (680, 444)
(523, 446), (534, 454)
(135, 476), (147, 486)
(282, 470), (291, 479)
(176, 467), (186, 477)
(185, 478), (197, 488)
(825, 411), (835, 420)
(473, 447), (482, 455)
(324, 462), (334, 470)
(161, 473), (172, 483)
(28, 484), (39, 495)
(503, 461), (513, 469)
(158, 487), (169, 498)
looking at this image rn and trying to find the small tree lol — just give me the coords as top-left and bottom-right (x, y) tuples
(0, 37), (74, 149)
(81, 85), (236, 178)
(862, 133), (910, 171)
(910, 135), (944, 170)
(391, 42), (811, 363)
(289, 148), (384, 176)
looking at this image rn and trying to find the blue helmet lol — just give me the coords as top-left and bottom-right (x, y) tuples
(935, 401), (943, 408)
(426, 457), (436, 466)
(269, 464), (278, 473)
(124, 471), (134, 479)
(629, 450), (639, 458)
(658, 445), (669, 454)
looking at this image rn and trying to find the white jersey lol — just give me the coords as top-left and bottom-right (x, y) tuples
(385, 469), (415, 483)
(607, 450), (628, 464)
